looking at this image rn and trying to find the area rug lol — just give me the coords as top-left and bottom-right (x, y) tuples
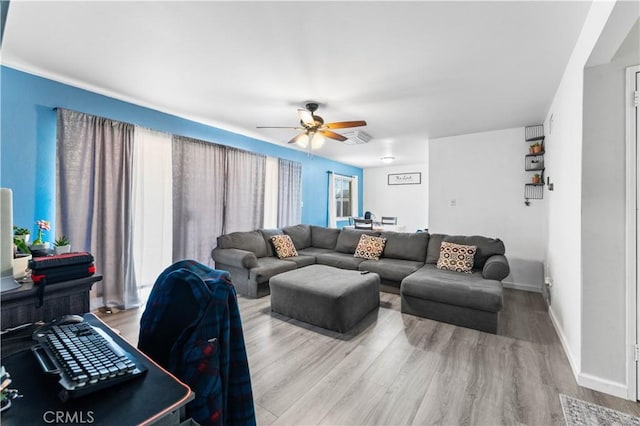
(560, 394), (640, 426)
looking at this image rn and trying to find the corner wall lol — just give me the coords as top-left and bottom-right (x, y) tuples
(428, 127), (547, 291)
(542, 0), (616, 387)
(581, 15), (639, 397)
(363, 163), (429, 233)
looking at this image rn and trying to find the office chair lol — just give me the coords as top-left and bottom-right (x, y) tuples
(139, 260), (256, 426)
(381, 216), (398, 225)
(353, 218), (374, 230)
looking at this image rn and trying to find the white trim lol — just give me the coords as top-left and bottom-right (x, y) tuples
(549, 305), (580, 379)
(578, 373), (629, 399)
(502, 281), (542, 293)
(626, 65), (640, 401)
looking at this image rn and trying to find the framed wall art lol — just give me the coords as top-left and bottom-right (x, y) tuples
(388, 172), (421, 185)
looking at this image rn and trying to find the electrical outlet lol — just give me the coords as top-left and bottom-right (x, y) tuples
(544, 276), (553, 287)
(449, 199), (456, 207)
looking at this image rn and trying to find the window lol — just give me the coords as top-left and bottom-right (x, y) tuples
(335, 176), (353, 219)
(328, 172), (358, 227)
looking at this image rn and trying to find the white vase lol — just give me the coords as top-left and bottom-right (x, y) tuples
(54, 244), (71, 255)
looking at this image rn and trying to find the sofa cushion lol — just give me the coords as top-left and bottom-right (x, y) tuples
(297, 247), (334, 257)
(444, 235), (505, 269)
(335, 228), (380, 254)
(380, 231), (429, 262)
(316, 252), (367, 270)
(249, 257), (297, 284)
(271, 235), (298, 259)
(426, 234), (446, 264)
(358, 258), (424, 283)
(282, 255), (316, 268)
(354, 235), (387, 260)
(402, 264), (503, 312)
(282, 224), (312, 250)
(260, 228), (283, 257)
(296, 247), (334, 263)
(217, 230), (267, 258)
(310, 225), (340, 250)
(436, 242), (476, 273)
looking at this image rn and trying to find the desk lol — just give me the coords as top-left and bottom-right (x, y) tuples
(0, 313), (193, 425)
(1, 275), (103, 330)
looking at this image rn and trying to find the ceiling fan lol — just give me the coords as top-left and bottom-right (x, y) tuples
(257, 102), (367, 149)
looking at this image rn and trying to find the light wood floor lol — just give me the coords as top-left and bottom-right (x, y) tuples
(98, 288), (640, 425)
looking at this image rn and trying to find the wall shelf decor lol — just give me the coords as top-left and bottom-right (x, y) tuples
(524, 124), (545, 204)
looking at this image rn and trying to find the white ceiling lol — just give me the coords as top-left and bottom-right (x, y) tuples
(2, 1), (591, 168)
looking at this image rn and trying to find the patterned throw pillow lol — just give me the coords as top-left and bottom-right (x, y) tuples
(271, 235), (298, 259)
(436, 241), (477, 273)
(354, 234), (387, 260)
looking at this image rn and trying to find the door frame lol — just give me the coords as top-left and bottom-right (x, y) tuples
(626, 65), (639, 400)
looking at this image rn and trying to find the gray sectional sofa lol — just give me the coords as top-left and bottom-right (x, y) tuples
(211, 224), (510, 333)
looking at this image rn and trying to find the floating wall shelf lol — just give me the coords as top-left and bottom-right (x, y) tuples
(524, 125), (545, 204)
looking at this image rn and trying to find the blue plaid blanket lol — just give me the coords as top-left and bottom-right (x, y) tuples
(138, 260), (255, 426)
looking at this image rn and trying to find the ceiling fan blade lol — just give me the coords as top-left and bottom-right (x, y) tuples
(324, 120), (367, 129)
(298, 109), (315, 126)
(319, 130), (347, 141)
(288, 132), (309, 145)
(256, 126), (304, 129)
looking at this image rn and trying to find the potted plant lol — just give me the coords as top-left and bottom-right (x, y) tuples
(54, 235), (71, 254)
(13, 235), (30, 255)
(532, 174), (541, 184)
(31, 219), (51, 249)
(13, 225), (30, 244)
(531, 142), (542, 154)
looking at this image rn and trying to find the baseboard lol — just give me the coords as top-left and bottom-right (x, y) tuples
(548, 306), (580, 380)
(502, 280), (542, 293)
(578, 372), (628, 399)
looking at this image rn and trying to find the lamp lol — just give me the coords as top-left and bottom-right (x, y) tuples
(381, 156), (395, 164)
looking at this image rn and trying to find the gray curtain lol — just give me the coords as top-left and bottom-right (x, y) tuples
(277, 158), (302, 227)
(172, 136), (226, 265)
(56, 108), (140, 309)
(224, 148), (266, 233)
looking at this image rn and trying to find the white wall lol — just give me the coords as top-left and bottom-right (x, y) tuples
(363, 163), (429, 232)
(429, 127), (547, 291)
(581, 15), (639, 396)
(542, 0), (616, 386)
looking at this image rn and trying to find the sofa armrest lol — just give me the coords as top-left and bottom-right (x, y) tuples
(211, 247), (258, 269)
(482, 254), (510, 281)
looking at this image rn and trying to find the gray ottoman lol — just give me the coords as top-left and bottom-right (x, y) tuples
(269, 264), (380, 333)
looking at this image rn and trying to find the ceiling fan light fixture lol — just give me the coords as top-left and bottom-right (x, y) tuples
(381, 156), (395, 163)
(298, 109), (314, 126)
(311, 132), (324, 149)
(296, 134), (309, 148)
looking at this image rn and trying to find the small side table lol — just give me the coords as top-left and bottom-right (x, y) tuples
(0, 275), (103, 330)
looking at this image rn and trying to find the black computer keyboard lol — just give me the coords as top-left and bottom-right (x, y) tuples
(32, 321), (147, 402)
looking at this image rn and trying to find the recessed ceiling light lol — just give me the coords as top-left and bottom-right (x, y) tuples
(381, 156), (395, 163)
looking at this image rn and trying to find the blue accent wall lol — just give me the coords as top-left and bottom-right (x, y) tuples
(0, 66), (363, 236)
